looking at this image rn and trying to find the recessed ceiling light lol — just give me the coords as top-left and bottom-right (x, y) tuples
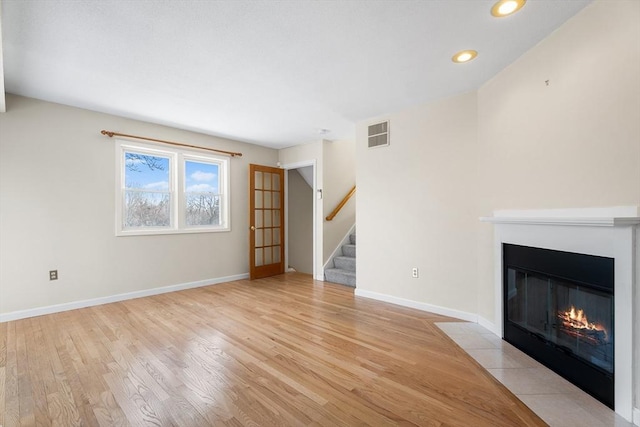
(452, 50), (478, 63)
(491, 0), (526, 17)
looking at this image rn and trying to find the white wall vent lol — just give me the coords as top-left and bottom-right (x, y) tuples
(367, 121), (389, 148)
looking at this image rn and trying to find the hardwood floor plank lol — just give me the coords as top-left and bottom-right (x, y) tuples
(3, 321), (20, 426)
(47, 336), (85, 426)
(16, 320), (37, 425)
(0, 321), (7, 427)
(0, 366), (5, 427)
(102, 368), (170, 427)
(24, 318), (53, 426)
(0, 273), (545, 426)
(0, 321), (7, 368)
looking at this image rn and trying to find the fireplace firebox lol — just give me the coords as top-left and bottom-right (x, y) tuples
(503, 244), (614, 408)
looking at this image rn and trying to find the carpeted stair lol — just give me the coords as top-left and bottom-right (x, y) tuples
(325, 232), (356, 287)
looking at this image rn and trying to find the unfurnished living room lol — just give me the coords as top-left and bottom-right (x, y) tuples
(0, 0), (639, 426)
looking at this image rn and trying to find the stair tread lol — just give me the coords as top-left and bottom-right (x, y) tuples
(325, 230), (356, 287)
(325, 268), (355, 276)
(333, 256), (356, 271)
(325, 268), (356, 287)
(342, 244), (356, 257)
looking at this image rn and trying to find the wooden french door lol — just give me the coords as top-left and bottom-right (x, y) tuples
(249, 164), (285, 279)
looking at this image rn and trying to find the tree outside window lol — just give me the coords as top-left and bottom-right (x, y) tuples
(116, 141), (230, 236)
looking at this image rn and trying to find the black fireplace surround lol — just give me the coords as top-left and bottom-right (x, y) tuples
(503, 244), (614, 409)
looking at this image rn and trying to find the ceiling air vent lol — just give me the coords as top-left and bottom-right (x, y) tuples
(368, 121), (389, 148)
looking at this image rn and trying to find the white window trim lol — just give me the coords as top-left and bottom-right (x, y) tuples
(115, 140), (231, 236)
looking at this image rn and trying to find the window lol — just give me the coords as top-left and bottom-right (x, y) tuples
(115, 140), (230, 235)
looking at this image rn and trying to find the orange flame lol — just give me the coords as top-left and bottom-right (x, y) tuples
(559, 305), (608, 343)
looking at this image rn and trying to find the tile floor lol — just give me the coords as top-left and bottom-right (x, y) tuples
(436, 322), (635, 427)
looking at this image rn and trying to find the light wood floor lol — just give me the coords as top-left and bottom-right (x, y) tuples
(0, 273), (545, 426)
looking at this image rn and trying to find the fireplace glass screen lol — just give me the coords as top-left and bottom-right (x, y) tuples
(503, 243), (615, 408)
(506, 269), (614, 373)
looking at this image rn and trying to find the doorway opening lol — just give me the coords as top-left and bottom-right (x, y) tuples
(281, 161), (320, 280)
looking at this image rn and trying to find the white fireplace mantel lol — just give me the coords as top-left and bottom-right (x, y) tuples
(480, 206), (640, 227)
(481, 206), (639, 422)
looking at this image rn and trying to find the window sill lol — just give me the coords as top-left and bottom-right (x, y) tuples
(116, 226), (230, 237)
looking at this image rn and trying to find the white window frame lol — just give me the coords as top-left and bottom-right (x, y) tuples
(115, 140), (230, 236)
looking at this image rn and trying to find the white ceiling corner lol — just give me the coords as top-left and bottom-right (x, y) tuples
(0, 0), (592, 148)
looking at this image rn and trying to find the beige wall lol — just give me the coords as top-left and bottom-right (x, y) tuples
(479, 0), (640, 412)
(287, 169), (313, 274)
(278, 141), (323, 170)
(356, 91), (479, 313)
(0, 95), (278, 315)
(476, 0), (640, 322)
(356, 0), (640, 413)
(322, 139), (356, 262)
(357, 0), (640, 332)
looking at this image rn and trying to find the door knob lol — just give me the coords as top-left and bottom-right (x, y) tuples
(250, 226), (256, 231)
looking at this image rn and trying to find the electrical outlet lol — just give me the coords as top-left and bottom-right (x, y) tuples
(49, 270), (58, 281)
(412, 267), (419, 278)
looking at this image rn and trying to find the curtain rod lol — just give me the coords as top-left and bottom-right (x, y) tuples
(100, 130), (243, 157)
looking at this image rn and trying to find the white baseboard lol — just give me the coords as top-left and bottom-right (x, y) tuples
(633, 407), (640, 426)
(0, 273), (249, 323)
(477, 316), (500, 336)
(354, 289), (477, 323)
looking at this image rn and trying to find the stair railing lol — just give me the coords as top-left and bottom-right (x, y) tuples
(326, 186), (356, 221)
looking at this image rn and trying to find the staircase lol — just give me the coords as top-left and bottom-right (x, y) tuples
(324, 232), (356, 287)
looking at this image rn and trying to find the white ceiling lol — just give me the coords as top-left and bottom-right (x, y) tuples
(1, 0), (591, 149)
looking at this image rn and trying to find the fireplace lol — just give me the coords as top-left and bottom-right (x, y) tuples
(481, 206), (638, 421)
(503, 244), (614, 408)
